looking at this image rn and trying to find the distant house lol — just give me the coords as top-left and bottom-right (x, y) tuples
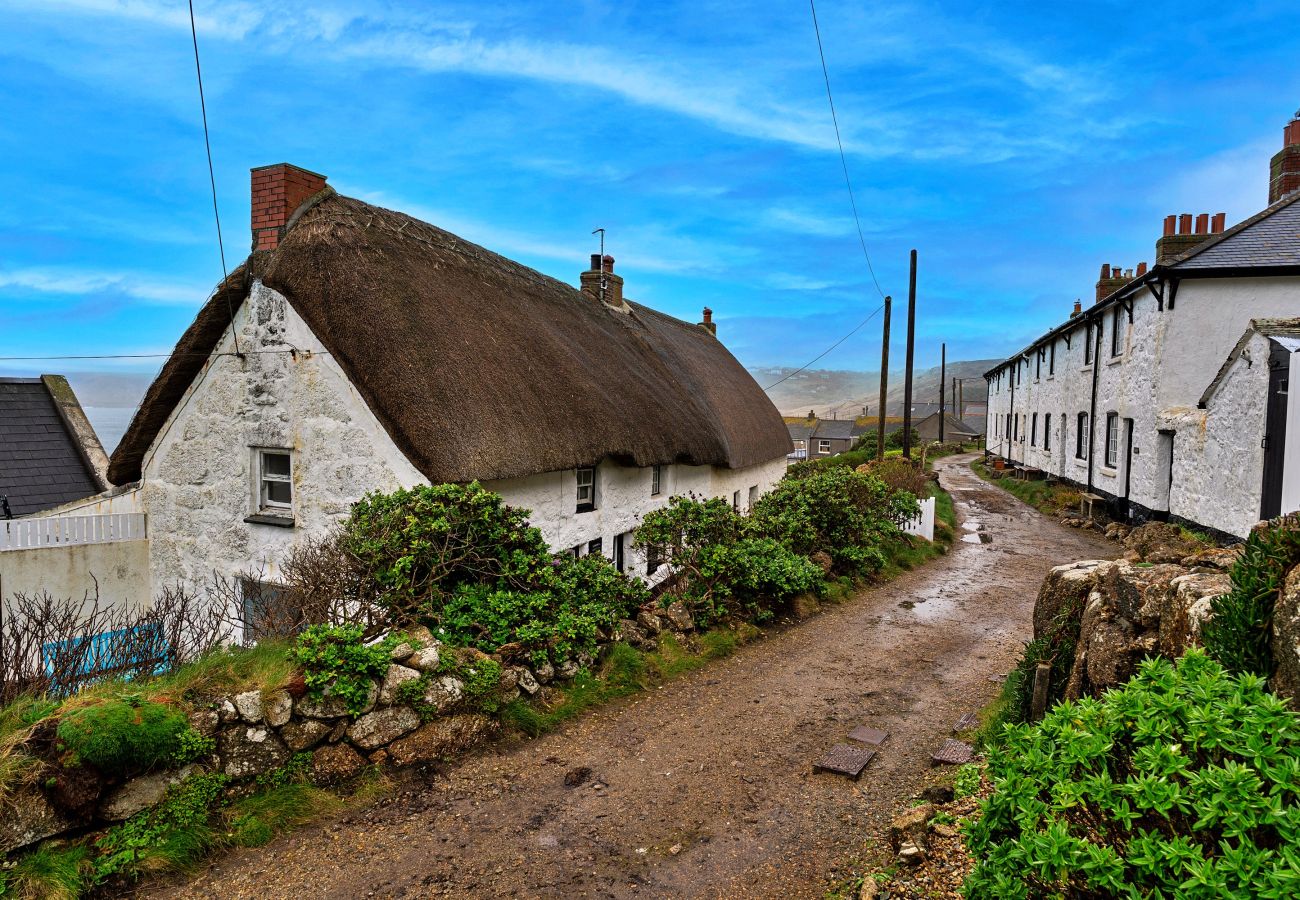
(914, 412), (979, 444)
(810, 419), (857, 457)
(1, 375), (107, 517)
(786, 422), (814, 462)
(70, 164), (790, 601)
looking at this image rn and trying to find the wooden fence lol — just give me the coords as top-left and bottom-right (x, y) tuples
(0, 514), (147, 551)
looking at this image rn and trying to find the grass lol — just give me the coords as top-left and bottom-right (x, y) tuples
(969, 458), (1082, 517)
(225, 783), (342, 848)
(4, 843), (88, 900)
(878, 480), (957, 578)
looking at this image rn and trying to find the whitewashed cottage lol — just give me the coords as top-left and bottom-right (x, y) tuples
(985, 111), (1300, 539)
(63, 164), (790, 599)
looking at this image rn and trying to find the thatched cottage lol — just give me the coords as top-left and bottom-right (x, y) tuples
(68, 164), (790, 597)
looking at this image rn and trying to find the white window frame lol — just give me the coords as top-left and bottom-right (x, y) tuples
(1077, 413), (1090, 460)
(576, 467), (596, 512)
(1110, 307), (1124, 358)
(255, 448), (293, 514)
(818, 439), (831, 455)
(1043, 413), (1052, 451)
(748, 485), (758, 509)
(651, 464), (663, 496)
(1105, 413), (1119, 468)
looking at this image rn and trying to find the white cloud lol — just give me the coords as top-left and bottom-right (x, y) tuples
(0, 268), (207, 305)
(762, 207), (854, 237)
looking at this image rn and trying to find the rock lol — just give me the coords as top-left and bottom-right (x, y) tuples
(1272, 566), (1300, 702)
(931, 823), (959, 839)
(388, 640), (415, 661)
(233, 690), (264, 724)
(281, 718), (333, 752)
(297, 682), (377, 719)
(219, 726), (290, 779)
(1159, 571), (1229, 657)
(556, 660), (580, 680)
(858, 878), (881, 900)
(1033, 560), (1106, 640)
(514, 667), (540, 696)
(534, 660), (555, 684)
(0, 786), (74, 853)
(99, 767), (194, 821)
(404, 625), (435, 647)
(1123, 522), (1205, 563)
(613, 619), (648, 646)
(328, 720), (349, 743)
(565, 766), (592, 787)
(310, 742), (366, 786)
(216, 698), (239, 723)
(378, 664), (422, 705)
(636, 610), (663, 634)
(810, 550), (834, 576)
(407, 645), (441, 672)
(348, 707), (421, 750)
(919, 784), (954, 804)
(421, 676), (465, 712)
(386, 715), (498, 767)
(188, 708), (220, 738)
(897, 839), (926, 865)
(263, 690), (293, 728)
(664, 601), (694, 632)
(1182, 546), (1242, 571)
(888, 803), (934, 852)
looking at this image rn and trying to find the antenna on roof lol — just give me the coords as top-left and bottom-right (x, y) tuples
(592, 228), (607, 305)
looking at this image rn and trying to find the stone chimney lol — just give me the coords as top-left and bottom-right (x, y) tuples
(251, 164), (329, 251)
(1095, 263), (1141, 302)
(579, 254), (624, 307)
(1269, 111), (1300, 204)
(698, 307), (716, 336)
(1155, 210), (1225, 264)
(1070, 299), (1082, 317)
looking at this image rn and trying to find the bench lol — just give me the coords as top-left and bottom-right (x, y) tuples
(1080, 493), (1105, 520)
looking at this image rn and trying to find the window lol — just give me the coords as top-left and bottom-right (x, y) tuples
(588, 537), (603, 556)
(748, 485), (759, 509)
(818, 439), (831, 454)
(1076, 413), (1089, 459)
(1049, 341), (1056, 375)
(614, 533), (625, 573)
(647, 542), (661, 576)
(1014, 413), (1020, 441)
(1035, 351), (1041, 380)
(651, 464), (663, 496)
(1031, 412), (1038, 446)
(1110, 307), (1124, 357)
(1044, 413), (1052, 451)
(732, 490), (741, 511)
(1105, 413), (1119, 468)
(257, 449), (293, 513)
(1005, 413), (1011, 440)
(576, 467), (596, 512)
(1084, 324), (1094, 365)
(241, 579), (299, 642)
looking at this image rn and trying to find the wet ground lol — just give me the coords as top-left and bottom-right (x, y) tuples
(154, 455), (1114, 900)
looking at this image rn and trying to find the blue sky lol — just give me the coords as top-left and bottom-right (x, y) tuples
(2, 0), (1298, 383)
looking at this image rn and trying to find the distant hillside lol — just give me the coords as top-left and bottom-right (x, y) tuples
(752, 359), (999, 418)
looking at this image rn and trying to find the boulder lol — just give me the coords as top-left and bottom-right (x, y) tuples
(1271, 566), (1300, 702)
(1181, 546), (1242, 571)
(310, 743), (366, 786)
(219, 726), (290, 780)
(378, 664), (422, 705)
(515, 667), (540, 696)
(613, 619), (648, 646)
(888, 803), (934, 852)
(534, 660), (555, 684)
(636, 610), (664, 634)
(280, 718), (333, 752)
(1033, 561), (1106, 641)
(263, 690), (294, 728)
(386, 715), (498, 767)
(233, 690), (264, 724)
(407, 645), (441, 672)
(348, 707), (421, 750)
(297, 682), (377, 719)
(0, 786), (74, 854)
(1159, 571), (1229, 657)
(1123, 522), (1204, 564)
(99, 766), (194, 821)
(556, 660), (580, 680)
(664, 601), (694, 632)
(421, 676), (465, 713)
(188, 708), (220, 738)
(216, 697), (239, 723)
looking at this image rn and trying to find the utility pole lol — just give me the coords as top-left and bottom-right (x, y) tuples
(938, 342), (947, 442)
(876, 296), (892, 460)
(902, 250), (917, 459)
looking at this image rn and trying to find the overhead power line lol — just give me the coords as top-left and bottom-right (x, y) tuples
(762, 303), (884, 390)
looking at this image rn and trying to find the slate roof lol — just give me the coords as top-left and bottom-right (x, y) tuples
(1173, 191), (1300, 270)
(1, 378), (102, 516)
(786, 423), (814, 442)
(812, 419), (857, 440)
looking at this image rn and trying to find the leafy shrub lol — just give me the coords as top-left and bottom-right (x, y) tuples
(292, 625), (393, 715)
(691, 537), (823, 626)
(56, 697), (188, 776)
(863, 457), (929, 498)
(93, 771), (227, 884)
(964, 650), (1300, 898)
(172, 726), (216, 765)
(952, 763), (981, 800)
(1203, 513), (1300, 678)
(749, 466), (916, 575)
(885, 426), (918, 451)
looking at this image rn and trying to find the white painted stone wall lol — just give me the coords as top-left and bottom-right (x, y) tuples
(0, 539), (151, 614)
(985, 273), (1300, 538)
(134, 281), (789, 594)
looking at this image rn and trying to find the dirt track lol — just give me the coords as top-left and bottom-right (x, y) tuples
(156, 455), (1113, 900)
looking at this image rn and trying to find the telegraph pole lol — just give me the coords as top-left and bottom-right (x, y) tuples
(876, 296), (892, 460)
(902, 250), (917, 459)
(938, 342), (947, 442)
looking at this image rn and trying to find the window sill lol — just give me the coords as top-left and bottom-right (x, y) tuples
(575, 504), (595, 514)
(1098, 467), (1118, 478)
(1107, 356), (1124, 366)
(244, 513), (295, 528)
(1082, 364), (1094, 372)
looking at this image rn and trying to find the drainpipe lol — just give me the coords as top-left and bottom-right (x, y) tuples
(1086, 319), (1102, 493)
(1008, 361), (1015, 460)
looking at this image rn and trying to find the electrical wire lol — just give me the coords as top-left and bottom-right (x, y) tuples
(0, 350), (323, 362)
(762, 302), (884, 390)
(187, 0), (239, 355)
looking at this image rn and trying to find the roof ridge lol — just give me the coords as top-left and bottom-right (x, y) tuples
(1170, 189), (1300, 268)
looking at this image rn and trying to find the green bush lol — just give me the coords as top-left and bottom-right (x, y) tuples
(964, 650), (1300, 899)
(1203, 514), (1300, 678)
(56, 697), (188, 776)
(749, 466), (916, 575)
(292, 625), (393, 715)
(692, 537), (823, 626)
(93, 771), (227, 884)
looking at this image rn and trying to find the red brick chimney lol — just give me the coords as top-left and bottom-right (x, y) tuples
(1269, 111), (1300, 204)
(251, 163), (329, 251)
(1095, 263), (1140, 302)
(698, 307), (717, 335)
(1155, 210), (1225, 264)
(579, 254), (624, 307)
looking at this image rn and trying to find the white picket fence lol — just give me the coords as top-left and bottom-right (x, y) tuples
(0, 514), (147, 551)
(901, 496), (935, 541)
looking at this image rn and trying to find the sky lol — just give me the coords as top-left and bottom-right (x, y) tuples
(2, 0), (1299, 386)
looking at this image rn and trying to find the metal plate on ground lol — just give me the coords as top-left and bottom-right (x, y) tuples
(847, 725), (890, 747)
(814, 743), (876, 779)
(931, 739), (974, 766)
(952, 713), (979, 733)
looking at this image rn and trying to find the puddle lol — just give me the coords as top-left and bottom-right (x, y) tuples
(962, 521), (981, 531)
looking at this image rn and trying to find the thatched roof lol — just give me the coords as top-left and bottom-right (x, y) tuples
(109, 193), (790, 485)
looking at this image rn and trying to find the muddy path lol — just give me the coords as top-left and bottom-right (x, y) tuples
(156, 455), (1114, 900)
